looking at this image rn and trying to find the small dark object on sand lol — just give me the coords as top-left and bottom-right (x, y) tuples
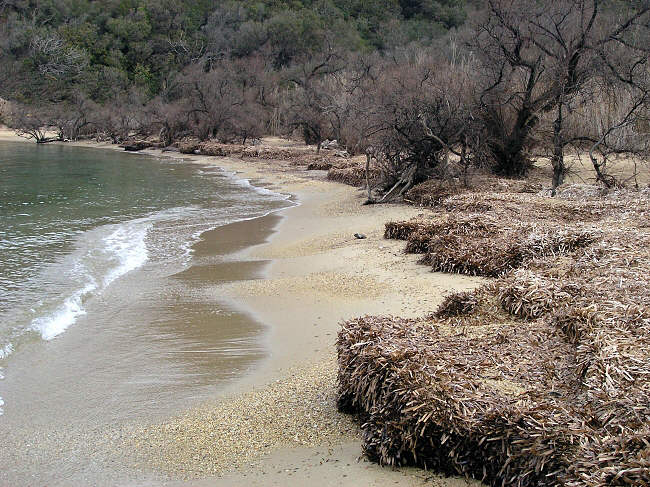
(354, 233), (366, 239)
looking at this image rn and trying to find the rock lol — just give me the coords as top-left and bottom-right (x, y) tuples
(354, 233), (366, 239)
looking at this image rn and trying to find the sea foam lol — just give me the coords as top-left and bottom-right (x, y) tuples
(30, 218), (151, 341)
(102, 221), (149, 287)
(31, 281), (97, 340)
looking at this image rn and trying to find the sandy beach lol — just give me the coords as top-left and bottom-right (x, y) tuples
(0, 129), (484, 485)
(123, 145), (486, 486)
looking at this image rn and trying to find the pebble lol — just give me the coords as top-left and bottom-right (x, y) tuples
(121, 359), (358, 478)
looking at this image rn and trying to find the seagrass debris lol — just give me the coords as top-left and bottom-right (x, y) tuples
(338, 187), (650, 486)
(384, 215), (501, 242)
(403, 176), (545, 208)
(197, 141), (311, 159)
(338, 316), (581, 486)
(307, 161), (333, 170)
(433, 290), (479, 318)
(404, 179), (465, 207)
(386, 215), (598, 277)
(441, 186), (650, 223)
(176, 140), (349, 166)
(327, 163), (382, 187)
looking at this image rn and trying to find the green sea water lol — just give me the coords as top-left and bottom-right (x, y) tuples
(0, 141), (292, 418)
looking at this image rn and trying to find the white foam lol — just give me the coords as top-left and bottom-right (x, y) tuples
(0, 396), (4, 416)
(31, 281), (97, 340)
(231, 177), (291, 200)
(102, 222), (149, 287)
(0, 343), (13, 360)
(28, 218), (153, 341)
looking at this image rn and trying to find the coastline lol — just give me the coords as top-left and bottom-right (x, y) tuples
(0, 130), (485, 485)
(127, 144), (486, 486)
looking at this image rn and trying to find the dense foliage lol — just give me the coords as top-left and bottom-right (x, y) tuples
(0, 0), (466, 102)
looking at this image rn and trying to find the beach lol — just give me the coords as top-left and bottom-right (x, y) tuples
(0, 129), (484, 485)
(122, 145), (486, 486)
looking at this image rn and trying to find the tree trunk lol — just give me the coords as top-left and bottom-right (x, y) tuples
(489, 130), (534, 177)
(365, 151), (372, 200)
(378, 163), (417, 203)
(551, 103), (565, 196)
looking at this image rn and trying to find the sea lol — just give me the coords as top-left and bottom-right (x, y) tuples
(0, 141), (292, 439)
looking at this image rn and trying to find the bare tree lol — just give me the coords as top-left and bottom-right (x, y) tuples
(29, 33), (88, 79)
(145, 98), (189, 147)
(181, 63), (243, 141)
(11, 104), (60, 143)
(284, 43), (345, 152)
(328, 52), (385, 155)
(97, 90), (146, 143)
(365, 49), (481, 202)
(50, 93), (98, 140)
(472, 0), (649, 188)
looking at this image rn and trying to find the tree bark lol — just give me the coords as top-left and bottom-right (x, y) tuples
(551, 103), (565, 196)
(365, 150), (372, 201)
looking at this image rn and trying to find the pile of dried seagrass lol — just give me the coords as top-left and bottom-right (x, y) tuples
(327, 161), (381, 187)
(338, 185), (649, 486)
(385, 214), (597, 277)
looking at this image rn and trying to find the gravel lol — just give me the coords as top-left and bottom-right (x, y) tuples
(121, 358), (358, 479)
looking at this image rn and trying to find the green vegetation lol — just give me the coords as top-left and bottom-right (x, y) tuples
(0, 0), (466, 102)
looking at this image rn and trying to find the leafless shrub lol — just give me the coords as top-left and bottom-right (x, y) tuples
(10, 104), (59, 143)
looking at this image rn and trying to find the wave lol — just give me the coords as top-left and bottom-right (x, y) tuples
(28, 215), (154, 341)
(31, 281), (97, 340)
(102, 222), (150, 287)
(0, 343), (13, 359)
(230, 176), (292, 199)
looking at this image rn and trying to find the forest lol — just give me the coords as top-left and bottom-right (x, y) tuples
(1, 0), (648, 195)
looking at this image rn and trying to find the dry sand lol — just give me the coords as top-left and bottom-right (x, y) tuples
(0, 130), (485, 485)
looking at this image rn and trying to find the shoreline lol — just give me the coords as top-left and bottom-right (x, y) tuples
(0, 131), (485, 486)
(125, 143), (486, 486)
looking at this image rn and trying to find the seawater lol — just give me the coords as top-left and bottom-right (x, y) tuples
(0, 141), (292, 416)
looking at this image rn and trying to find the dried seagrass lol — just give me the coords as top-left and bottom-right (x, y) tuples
(434, 291), (480, 318)
(387, 215), (597, 277)
(339, 187), (650, 487)
(327, 164), (381, 187)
